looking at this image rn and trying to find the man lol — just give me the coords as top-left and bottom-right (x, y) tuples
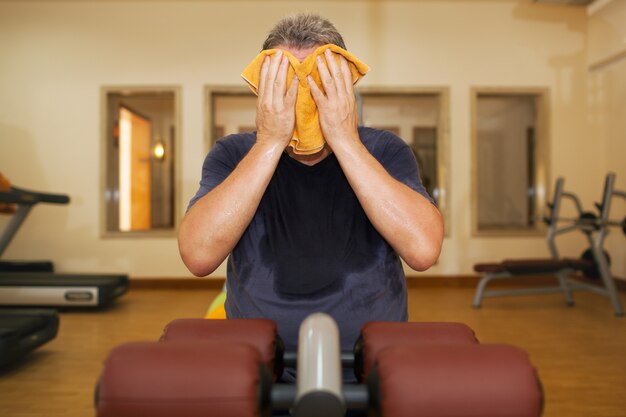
(178, 13), (444, 381)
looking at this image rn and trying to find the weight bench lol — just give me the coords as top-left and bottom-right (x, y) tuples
(472, 173), (624, 316)
(473, 258), (597, 308)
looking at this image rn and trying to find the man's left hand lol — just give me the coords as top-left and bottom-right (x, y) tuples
(307, 48), (360, 149)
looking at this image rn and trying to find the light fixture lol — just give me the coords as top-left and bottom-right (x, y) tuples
(153, 140), (165, 160)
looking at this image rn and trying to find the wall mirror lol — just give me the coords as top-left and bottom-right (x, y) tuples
(102, 87), (179, 236)
(471, 88), (549, 236)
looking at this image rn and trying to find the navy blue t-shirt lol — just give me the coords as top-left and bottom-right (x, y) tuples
(188, 127), (433, 364)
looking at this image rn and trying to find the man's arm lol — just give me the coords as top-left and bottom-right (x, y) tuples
(178, 51), (298, 276)
(308, 49), (444, 270)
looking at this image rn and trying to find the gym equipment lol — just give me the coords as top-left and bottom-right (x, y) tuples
(0, 182), (129, 308)
(95, 314), (543, 417)
(367, 344), (541, 417)
(160, 317), (285, 379)
(0, 308), (59, 369)
(295, 314), (344, 417)
(473, 173), (624, 316)
(353, 321), (478, 381)
(0, 175), (64, 273)
(0, 273), (129, 308)
(580, 248), (611, 279)
(543, 211), (626, 235)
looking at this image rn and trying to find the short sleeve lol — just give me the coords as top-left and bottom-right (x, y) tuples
(186, 133), (255, 210)
(361, 128), (435, 205)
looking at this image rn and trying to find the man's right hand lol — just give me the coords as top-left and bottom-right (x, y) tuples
(255, 50), (299, 149)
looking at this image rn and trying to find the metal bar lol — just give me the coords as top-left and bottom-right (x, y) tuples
(589, 175), (625, 316)
(271, 384), (296, 409)
(0, 205), (32, 256)
(599, 173), (615, 224)
(547, 177), (565, 258)
(592, 242), (624, 316)
(283, 351), (355, 368)
(552, 224), (582, 236)
(473, 272), (510, 308)
(271, 383), (369, 410)
(483, 287), (566, 298)
(283, 351), (297, 367)
(343, 385), (369, 409)
(564, 280), (611, 297)
(555, 271), (575, 305)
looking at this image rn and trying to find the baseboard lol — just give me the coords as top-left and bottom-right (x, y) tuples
(129, 275), (625, 291)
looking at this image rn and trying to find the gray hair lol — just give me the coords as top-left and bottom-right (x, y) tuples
(262, 13), (346, 51)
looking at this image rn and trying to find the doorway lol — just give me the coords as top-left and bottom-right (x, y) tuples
(118, 106), (152, 231)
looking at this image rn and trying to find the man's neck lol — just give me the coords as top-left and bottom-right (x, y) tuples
(285, 145), (332, 166)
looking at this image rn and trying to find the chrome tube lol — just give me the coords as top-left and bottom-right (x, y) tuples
(293, 313), (345, 417)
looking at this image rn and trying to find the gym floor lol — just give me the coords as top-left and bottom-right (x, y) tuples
(1, 279), (625, 417)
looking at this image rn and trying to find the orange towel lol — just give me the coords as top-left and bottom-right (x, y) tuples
(241, 44), (369, 155)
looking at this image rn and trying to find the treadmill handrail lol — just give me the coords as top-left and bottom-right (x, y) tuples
(0, 186), (70, 205)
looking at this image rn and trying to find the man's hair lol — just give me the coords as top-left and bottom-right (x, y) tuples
(262, 13), (346, 51)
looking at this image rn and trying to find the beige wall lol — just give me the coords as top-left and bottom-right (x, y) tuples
(0, 0), (610, 279)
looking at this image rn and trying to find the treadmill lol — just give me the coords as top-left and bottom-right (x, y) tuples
(0, 185), (129, 308)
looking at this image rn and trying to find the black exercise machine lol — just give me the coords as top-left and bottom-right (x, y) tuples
(473, 172), (624, 316)
(0, 183), (129, 308)
(0, 308), (59, 369)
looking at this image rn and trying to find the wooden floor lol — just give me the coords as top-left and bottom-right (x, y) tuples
(1, 282), (626, 417)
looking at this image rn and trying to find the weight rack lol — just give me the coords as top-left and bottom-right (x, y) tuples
(472, 172), (624, 316)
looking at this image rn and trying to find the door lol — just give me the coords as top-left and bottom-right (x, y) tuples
(118, 106), (152, 231)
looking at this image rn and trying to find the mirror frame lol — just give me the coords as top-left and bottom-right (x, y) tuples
(100, 85), (182, 238)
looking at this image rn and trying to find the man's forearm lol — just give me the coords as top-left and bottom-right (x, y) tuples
(178, 142), (283, 276)
(332, 137), (444, 271)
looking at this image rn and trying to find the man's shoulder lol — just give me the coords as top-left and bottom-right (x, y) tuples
(215, 132), (256, 151)
(210, 132), (256, 162)
(358, 126), (408, 156)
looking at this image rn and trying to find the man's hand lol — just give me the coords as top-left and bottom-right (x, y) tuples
(256, 50), (299, 149)
(307, 48), (360, 148)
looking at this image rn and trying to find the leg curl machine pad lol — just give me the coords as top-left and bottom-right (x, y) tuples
(160, 318), (283, 380)
(95, 341), (271, 417)
(368, 344), (543, 417)
(354, 321), (478, 381)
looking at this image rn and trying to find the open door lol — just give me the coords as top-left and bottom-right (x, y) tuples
(118, 106), (152, 231)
